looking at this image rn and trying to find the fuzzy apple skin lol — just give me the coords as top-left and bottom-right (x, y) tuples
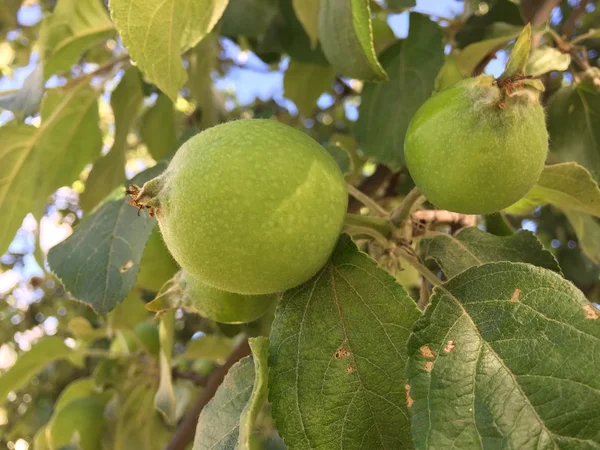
(182, 274), (276, 324)
(153, 119), (347, 295)
(404, 75), (548, 214)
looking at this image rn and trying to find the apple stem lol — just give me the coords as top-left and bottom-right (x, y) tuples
(396, 247), (442, 288)
(344, 213), (394, 237)
(389, 186), (424, 227)
(346, 183), (389, 217)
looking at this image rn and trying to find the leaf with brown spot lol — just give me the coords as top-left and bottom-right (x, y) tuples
(443, 340), (455, 353)
(584, 304), (599, 320)
(407, 262), (600, 448)
(269, 235), (421, 449)
(510, 288), (521, 303)
(419, 345), (435, 359)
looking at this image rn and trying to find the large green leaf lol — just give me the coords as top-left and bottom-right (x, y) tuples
(424, 227), (561, 279)
(547, 82), (600, 181)
(407, 262), (600, 449)
(0, 338), (77, 402)
(355, 13), (444, 169)
(154, 310), (176, 425)
(141, 94), (178, 161)
(0, 82), (101, 254)
(39, 0), (114, 76)
(47, 163), (166, 314)
(110, 0), (229, 100)
(80, 68), (144, 212)
(318, 0), (387, 81)
(193, 337), (269, 450)
(269, 235), (421, 449)
(283, 60), (335, 116)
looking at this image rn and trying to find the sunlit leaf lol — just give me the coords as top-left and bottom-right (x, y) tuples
(0, 82), (101, 254)
(110, 0), (229, 100)
(39, 0), (114, 76)
(292, 0), (320, 48)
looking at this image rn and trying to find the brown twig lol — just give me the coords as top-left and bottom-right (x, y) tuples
(63, 54), (130, 88)
(347, 165), (393, 213)
(562, 0), (589, 39)
(165, 339), (252, 450)
(521, 0), (563, 46)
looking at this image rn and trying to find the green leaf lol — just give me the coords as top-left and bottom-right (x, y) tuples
(108, 289), (150, 330)
(279, 0), (329, 66)
(184, 335), (234, 362)
(355, 13), (444, 169)
(434, 52), (465, 92)
(154, 310), (176, 425)
(424, 227), (561, 279)
(283, 60), (335, 116)
(115, 382), (172, 450)
(318, 0), (387, 81)
(564, 210), (600, 264)
(526, 46), (571, 76)
(141, 94), (178, 161)
(507, 163), (600, 218)
(407, 262), (600, 449)
(47, 163), (167, 314)
(110, 0), (229, 100)
(0, 64), (45, 118)
(500, 23), (531, 79)
(0, 82), (102, 254)
(324, 143), (353, 175)
(269, 235), (421, 449)
(80, 68), (144, 212)
(193, 337), (269, 450)
(55, 378), (97, 412)
(39, 0), (114, 76)
(456, 23), (522, 76)
(292, 0), (320, 48)
(220, 0), (278, 39)
(0, 337), (76, 402)
(547, 82), (600, 181)
(187, 35), (221, 129)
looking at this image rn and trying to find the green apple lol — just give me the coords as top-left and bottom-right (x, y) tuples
(131, 119), (347, 294)
(404, 75), (548, 214)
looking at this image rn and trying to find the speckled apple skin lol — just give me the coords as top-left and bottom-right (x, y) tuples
(155, 119), (348, 295)
(404, 76), (548, 214)
(182, 273), (276, 324)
